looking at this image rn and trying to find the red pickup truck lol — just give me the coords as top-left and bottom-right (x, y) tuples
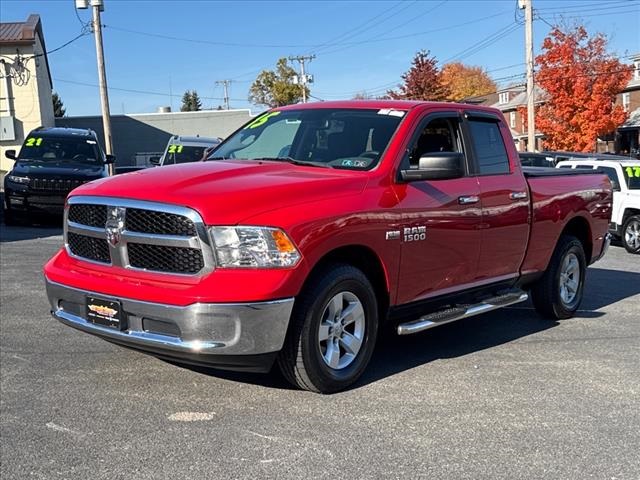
(44, 101), (612, 393)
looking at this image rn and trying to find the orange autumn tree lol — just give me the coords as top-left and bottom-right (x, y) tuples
(528, 25), (631, 152)
(441, 62), (496, 102)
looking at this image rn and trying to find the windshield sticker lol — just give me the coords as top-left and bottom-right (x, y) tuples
(342, 159), (367, 168)
(244, 111), (281, 130)
(167, 144), (184, 154)
(86, 140), (97, 144)
(625, 166), (640, 177)
(377, 109), (405, 117)
(25, 137), (43, 147)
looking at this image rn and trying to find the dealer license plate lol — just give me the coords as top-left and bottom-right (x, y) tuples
(86, 296), (122, 329)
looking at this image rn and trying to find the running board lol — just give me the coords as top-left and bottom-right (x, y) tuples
(396, 291), (529, 335)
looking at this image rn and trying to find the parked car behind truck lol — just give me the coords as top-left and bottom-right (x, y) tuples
(557, 158), (640, 253)
(152, 135), (222, 166)
(44, 101), (612, 393)
(3, 127), (114, 225)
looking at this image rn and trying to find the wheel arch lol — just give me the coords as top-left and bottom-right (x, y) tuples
(561, 215), (593, 264)
(622, 207), (640, 225)
(304, 245), (391, 323)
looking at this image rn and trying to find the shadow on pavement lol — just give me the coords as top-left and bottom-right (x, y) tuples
(0, 194), (63, 243)
(170, 267), (638, 392)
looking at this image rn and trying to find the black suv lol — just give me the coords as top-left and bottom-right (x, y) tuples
(3, 127), (114, 225)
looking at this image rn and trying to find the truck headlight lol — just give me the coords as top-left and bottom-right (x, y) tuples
(7, 175), (29, 184)
(210, 226), (301, 268)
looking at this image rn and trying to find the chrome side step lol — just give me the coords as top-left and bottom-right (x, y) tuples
(396, 291), (529, 335)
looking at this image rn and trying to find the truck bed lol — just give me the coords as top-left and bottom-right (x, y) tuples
(522, 166), (602, 177)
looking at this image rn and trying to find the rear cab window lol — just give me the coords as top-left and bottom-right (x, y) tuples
(467, 119), (510, 175)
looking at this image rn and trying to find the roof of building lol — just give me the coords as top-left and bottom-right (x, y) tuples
(0, 14), (51, 88)
(619, 107), (640, 130)
(491, 85), (546, 111)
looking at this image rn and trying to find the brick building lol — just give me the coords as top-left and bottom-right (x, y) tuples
(615, 54), (640, 156)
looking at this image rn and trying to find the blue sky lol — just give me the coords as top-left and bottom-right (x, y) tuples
(2, 0), (639, 116)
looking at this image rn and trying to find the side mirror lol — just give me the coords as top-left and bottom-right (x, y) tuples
(149, 156), (161, 165)
(400, 152), (464, 182)
(5, 150), (16, 160)
(105, 154), (116, 164)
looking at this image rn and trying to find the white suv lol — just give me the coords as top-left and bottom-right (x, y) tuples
(556, 159), (640, 254)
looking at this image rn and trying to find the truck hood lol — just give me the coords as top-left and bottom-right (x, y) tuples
(72, 160), (368, 224)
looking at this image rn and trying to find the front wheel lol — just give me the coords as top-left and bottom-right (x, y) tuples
(530, 235), (586, 320)
(277, 264), (378, 393)
(622, 215), (640, 254)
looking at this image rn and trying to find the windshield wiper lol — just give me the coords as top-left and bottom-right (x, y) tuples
(254, 157), (333, 169)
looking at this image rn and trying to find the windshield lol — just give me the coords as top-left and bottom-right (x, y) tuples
(162, 144), (210, 165)
(622, 164), (640, 189)
(207, 108), (404, 170)
(18, 136), (102, 164)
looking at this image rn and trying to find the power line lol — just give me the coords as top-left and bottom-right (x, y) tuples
(53, 78), (248, 102)
(315, 11), (511, 56)
(311, 0), (419, 55)
(307, 0), (406, 54)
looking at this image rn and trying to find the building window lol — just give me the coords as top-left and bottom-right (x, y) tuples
(623, 92), (630, 112)
(510, 111), (516, 128)
(499, 92), (509, 104)
(634, 61), (640, 80)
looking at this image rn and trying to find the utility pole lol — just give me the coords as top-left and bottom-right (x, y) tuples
(521, 0), (536, 152)
(216, 80), (232, 110)
(288, 55), (315, 103)
(77, 0), (113, 165)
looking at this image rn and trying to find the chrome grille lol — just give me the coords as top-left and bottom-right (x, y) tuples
(128, 243), (204, 274)
(125, 208), (196, 236)
(68, 204), (107, 228)
(67, 231), (110, 263)
(64, 197), (214, 275)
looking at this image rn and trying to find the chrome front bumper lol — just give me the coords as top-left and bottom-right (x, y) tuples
(45, 278), (294, 371)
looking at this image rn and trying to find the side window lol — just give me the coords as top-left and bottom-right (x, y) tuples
(596, 166), (621, 191)
(467, 119), (510, 175)
(408, 117), (462, 169)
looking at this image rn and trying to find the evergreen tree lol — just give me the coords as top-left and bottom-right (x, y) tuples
(52, 91), (66, 117)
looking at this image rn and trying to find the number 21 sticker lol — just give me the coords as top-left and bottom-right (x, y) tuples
(168, 145), (183, 154)
(25, 137), (43, 147)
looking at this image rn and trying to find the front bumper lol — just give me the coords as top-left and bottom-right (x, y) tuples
(4, 188), (66, 215)
(45, 278), (294, 372)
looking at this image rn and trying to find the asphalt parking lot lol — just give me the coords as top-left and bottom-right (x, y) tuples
(1, 221), (639, 480)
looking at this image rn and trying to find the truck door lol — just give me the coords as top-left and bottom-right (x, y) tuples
(464, 113), (530, 282)
(394, 112), (483, 305)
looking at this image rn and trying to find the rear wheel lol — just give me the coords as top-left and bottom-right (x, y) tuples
(531, 235), (586, 320)
(622, 215), (640, 254)
(277, 264), (378, 393)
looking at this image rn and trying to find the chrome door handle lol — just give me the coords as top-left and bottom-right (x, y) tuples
(509, 191), (528, 200)
(458, 195), (480, 205)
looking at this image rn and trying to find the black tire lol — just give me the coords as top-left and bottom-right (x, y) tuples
(622, 215), (640, 254)
(530, 235), (586, 320)
(277, 264), (378, 393)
